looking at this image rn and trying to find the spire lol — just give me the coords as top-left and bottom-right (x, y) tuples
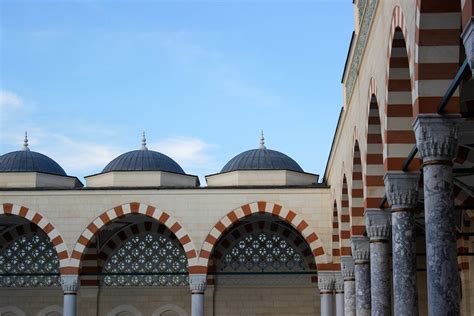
(259, 130), (266, 149)
(140, 131), (148, 150)
(22, 131), (30, 151)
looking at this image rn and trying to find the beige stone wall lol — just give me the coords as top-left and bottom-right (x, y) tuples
(0, 288), (63, 316)
(0, 188), (333, 264)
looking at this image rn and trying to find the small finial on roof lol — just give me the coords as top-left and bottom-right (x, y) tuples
(140, 131), (148, 150)
(259, 130), (266, 149)
(22, 131), (30, 151)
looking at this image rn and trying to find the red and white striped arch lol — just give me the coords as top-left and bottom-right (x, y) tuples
(414, 0), (462, 114)
(68, 202), (197, 276)
(197, 201), (330, 273)
(351, 139), (365, 236)
(331, 201), (340, 265)
(365, 78), (386, 208)
(339, 176), (351, 256)
(384, 6), (420, 172)
(0, 203), (69, 273)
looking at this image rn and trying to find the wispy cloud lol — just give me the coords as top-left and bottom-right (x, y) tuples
(151, 136), (219, 177)
(0, 90), (23, 109)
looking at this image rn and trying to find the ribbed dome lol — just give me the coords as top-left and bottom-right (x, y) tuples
(0, 150), (67, 176)
(221, 148), (304, 173)
(102, 150), (185, 174)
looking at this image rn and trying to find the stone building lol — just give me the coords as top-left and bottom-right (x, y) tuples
(0, 0), (473, 315)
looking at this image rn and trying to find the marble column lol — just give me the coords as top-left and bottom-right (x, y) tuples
(61, 275), (79, 316)
(335, 271), (345, 316)
(365, 209), (391, 316)
(461, 17), (473, 72)
(189, 275), (207, 316)
(318, 271), (335, 316)
(384, 172), (420, 316)
(414, 114), (462, 315)
(341, 256), (356, 316)
(351, 236), (371, 316)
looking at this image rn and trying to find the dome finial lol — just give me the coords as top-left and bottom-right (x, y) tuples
(22, 131), (30, 151)
(140, 131), (148, 150)
(259, 130), (266, 149)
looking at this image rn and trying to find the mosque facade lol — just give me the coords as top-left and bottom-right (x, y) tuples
(0, 0), (473, 315)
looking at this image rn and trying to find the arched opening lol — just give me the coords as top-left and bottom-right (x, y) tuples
(365, 94), (386, 208)
(206, 211), (320, 315)
(351, 141), (365, 236)
(385, 25), (419, 172)
(73, 203), (194, 316)
(0, 211), (63, 315)
(340, 175), (351, 255)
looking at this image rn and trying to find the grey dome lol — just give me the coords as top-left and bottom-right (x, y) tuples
(102, 150), (185, 174)
(0, 150), (67, 176)
(221, 148), (304, 173)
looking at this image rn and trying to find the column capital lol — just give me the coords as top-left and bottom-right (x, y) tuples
(364, 208), (391, 241)
(384, 172), (420, 210)
(61, 275), (79, 294)
(340, 256), (355, 280)
(318, 271), (335, 293)
(334, 271), (344, 293)
(413, 114), (462, 163)
(189, 274), (207, 294)
(461, 17), (474, 73)
(351, 236), (370, 264)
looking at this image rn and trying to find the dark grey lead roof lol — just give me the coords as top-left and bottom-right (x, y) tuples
(0, 150), (67, 176)
(102, 150), (185, 174)
(221, 148), (304, 173)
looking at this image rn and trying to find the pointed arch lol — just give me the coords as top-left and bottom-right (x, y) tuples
(197, 201), (330, 273)
(68, 202), (197, 276)
(384, 6), (420, 172)
(351, 139), (365, 235)
(340, 175), (351, 256)
(0, 203), (69, 273)
(365, 78), (386, 208)
(331, 200), (341, 266)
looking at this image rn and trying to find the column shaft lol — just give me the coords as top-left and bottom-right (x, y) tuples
(370, 241), (391, 315)
(320, 293), (334, 316)
(344, 280), (356, 316)
(424, 164), (459, 315)
(61, 276), (79, 316)
(192, 294), (205, 316)
(335, 291), (345, 316)
(392, 211), (418, 315)
(63, 294), (77, 316)
(354, 263), (371, 316)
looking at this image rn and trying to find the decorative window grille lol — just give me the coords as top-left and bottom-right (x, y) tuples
(0, 234), (60, 287)
(218, 232), (305, 272)
(102, 233), (188, 286)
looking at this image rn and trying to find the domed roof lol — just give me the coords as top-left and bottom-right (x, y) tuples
(101, 133), (185, 174)
(0, 133), (67, 176)
(221, 132), (304, 173)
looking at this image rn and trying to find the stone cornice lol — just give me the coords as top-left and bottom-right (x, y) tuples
(351, 236), (370, 263)
(365, 208), (391, 240)
(189, 275), (207, 293)
(384, 172), (420, 210)
(413, 114), (462, 163)
(61, 275), (79, 294)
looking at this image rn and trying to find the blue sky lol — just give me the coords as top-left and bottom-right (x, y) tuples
(0, 0), (353, 183)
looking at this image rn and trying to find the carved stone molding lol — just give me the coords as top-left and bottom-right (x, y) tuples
(189, 275), (207, 294)
(351, 236), (370, 263)
(413, 114), (462, 163)
(318, 271), (335, 292)
(61, 275), (79, 294)
(340, 256), (355, 280)
(384, 172), (420, 210)
(365, 208), (391, 240)
(334, 271), (344, 292)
